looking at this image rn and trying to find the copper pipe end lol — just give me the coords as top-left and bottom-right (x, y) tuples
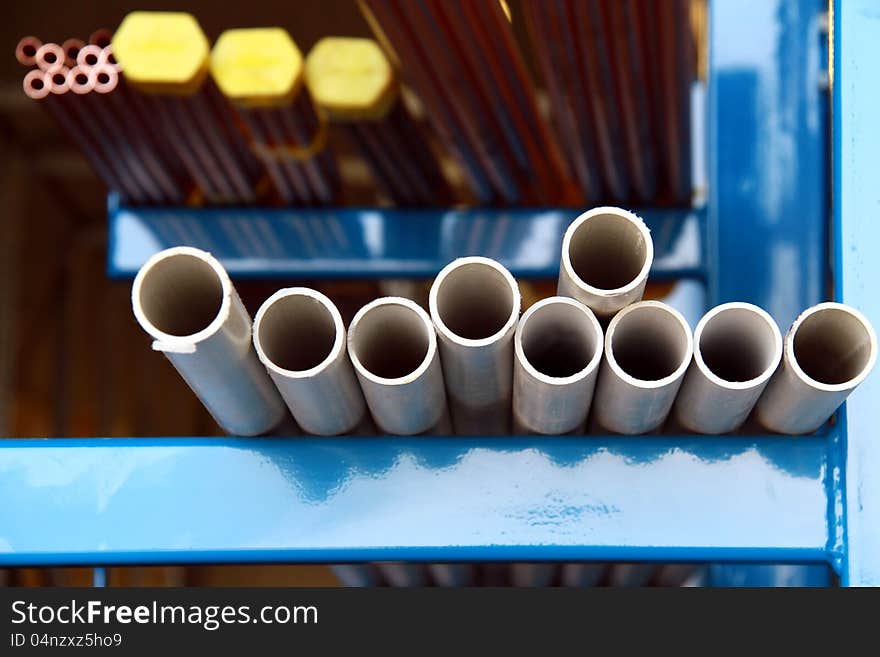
(77, 44), (103, 70)
(61, 38), (86, 67)
(88, 28), (112, 48)
(99, 45), (121, 72)
(23, 69), (51, 100)
(16, 36), (42, 67)
(47, 65), (71, 94)
(93, 64), (117, 94)
(67, 66), (94, 95)
(35, 43), (64, 71)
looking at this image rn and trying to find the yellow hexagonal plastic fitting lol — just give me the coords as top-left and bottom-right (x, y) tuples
(304, 37), (398, 121)
(111, 11), (210, 95)
(210, 28), (304, 107)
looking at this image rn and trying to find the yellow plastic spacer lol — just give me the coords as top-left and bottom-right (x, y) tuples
(304, 37), (398, 121)
(210, 28), (304, 108)
(111, 11), (210, 95)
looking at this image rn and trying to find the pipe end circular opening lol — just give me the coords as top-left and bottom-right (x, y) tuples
(134, 251), (227, 339)
(256, 291), (340, 374)
(519, 298), (601, 380)
(792, 305), (876, 387)
(350, 299), (433, 382)
(608, 302), (691, 384)
(431, 258), (519, 343)
(565, 208), (652, 292)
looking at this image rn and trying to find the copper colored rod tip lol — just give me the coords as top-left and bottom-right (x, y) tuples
(35, 43), (65, 71)
(92, 65), (117, 94)
(61, 38), (85, 67)
(99, 45), (121, 72)
(47, 65), (71, 94)
(77, 44), (103, 70)
(16, 36), (42, 67)
(23, 69), (51, 100)
(67, 66), (94, 95)
(88, 28), (112, 48)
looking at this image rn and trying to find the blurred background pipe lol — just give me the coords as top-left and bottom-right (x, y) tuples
(330, 565), (380, 587)
(131, 247), (288, 436)
(755, 302), (877, 434)
(378, 563), (428, 587)
(254, 288), (366, 436)
(513, 297), (602, 435)
(561, 563), (606, 587)
(510, 563), (557, 587)
(674, 303), (782, 434)
(429, 257), (520, 435)
(348, 297), (448, 435)
(429, 564), (475, 587)
(558, 206), (653, 319)
(16, 36), (42, 67)
(593, 301), (692, 434)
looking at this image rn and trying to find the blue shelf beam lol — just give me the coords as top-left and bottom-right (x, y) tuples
(107, 201), (704, 281)
(0, 434), (836, 566)
(833, 0), (880, 586)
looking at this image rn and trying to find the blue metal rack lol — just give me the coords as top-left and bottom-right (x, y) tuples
(1, 0), (876, 586)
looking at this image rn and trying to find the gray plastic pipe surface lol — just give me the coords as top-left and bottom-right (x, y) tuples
(254, 288), (366, 436)
(593, 301), (692, 434)
(348, 297), (448, 435)
(674, 302), (782, 434)
(558, 206), (653, 319)
(513, 297), (603, 435)
(131, 247), (287, 436)
(755, 302), (877, 434)
(429, 257), (520, 435)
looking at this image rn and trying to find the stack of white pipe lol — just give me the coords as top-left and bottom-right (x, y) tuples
(132, 209), (877, 441)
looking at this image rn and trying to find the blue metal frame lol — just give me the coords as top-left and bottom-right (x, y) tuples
(833, 0), (880, 586)
(0, 0), (866, 585)
(107, 200), (703, 281)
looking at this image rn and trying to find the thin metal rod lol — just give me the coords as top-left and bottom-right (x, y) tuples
(254, 288), (366, 436)
(131, 247), (288, 436)
(593, 300), (692, 434)
(674, 303), (782, 434)
(62, 38), (85, 68)
(429, 257), (520, 435)
(429, 564), (475, 587)
(513, 297), (603, 435)
(755, 302), (877, 434)
(348, 297), (448, 436)
(359, 0), (494, 202)
(16, 36), (42, 67)
(558, 207), (653, 319)
(35, 43), (64, 71)
(510, 563), (557, 587)
(561, 563), (606, 587)
(330, 565), (380, 587)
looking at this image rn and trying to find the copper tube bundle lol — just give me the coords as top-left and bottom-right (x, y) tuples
(520, 0), (694, 204)
(305, 37), (452, 206)
(233, 91), (340, 206)
(359, 0), (579, 206)
(210, 28), (341, 207)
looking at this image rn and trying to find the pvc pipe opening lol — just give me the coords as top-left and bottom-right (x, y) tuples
(349, 299), (434, 381)
(608, 303), (691, 383)
(255, 290), (339, 374)
(696, 304), (781, 385)
(431, 257), (519, 343)
(565, 208), (651, 291)
(519, 299), (602, 379)
(135, 251), (225, 338)
(791, 305), (876, 387)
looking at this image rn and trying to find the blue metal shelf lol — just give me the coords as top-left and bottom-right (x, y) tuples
(2, 0), (875, 585)
(107, 202), (703, 281)
(0, 433), (837, 566)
